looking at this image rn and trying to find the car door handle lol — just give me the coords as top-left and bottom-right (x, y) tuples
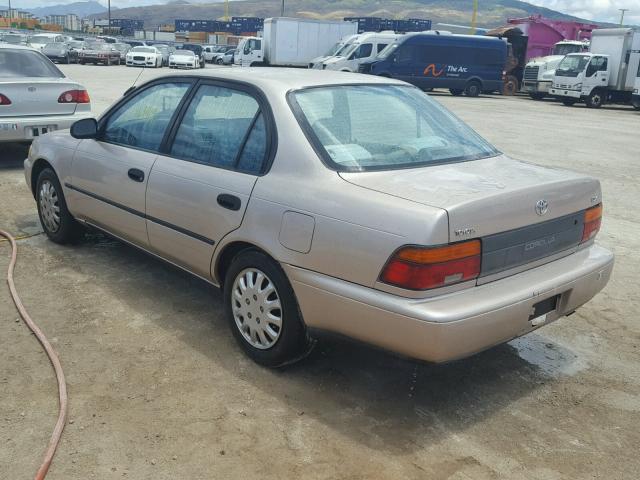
(217, 194), (241, 211)
(128, 168), (145, 183)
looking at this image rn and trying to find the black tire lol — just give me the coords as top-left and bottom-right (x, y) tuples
(632, 103), (640, 111)
(464, 80), (482, 97)
(529, 93), (545, 100)
(449, 88), (464, 96)
(36, 168), (83, 244)
(223, 250), (309, 367)
(562, 99), (577, 106)
(66, 55), (70, 64)
(586, 89), (604, 108)
(79, 60), (85, 65)
(216, 58), (223, 65)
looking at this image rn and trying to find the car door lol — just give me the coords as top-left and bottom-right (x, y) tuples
(68, 80), (192, 246)
(145, 81), (272, 280)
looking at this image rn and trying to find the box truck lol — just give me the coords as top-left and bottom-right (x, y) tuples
(234, 17), (358, 67)
(550, 28), (640, 109)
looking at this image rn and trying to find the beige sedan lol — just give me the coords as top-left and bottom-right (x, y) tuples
(24, 69), (614, 367)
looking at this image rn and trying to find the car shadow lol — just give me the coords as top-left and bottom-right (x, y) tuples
(0, 142), (29, 169)
(52, 233), (580, 454)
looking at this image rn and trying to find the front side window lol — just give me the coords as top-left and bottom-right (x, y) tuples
(102, 82), (190, 151)
(290, 85), (499, 172)
(351, 43), (373, 59)
(170, 85), (266, 173)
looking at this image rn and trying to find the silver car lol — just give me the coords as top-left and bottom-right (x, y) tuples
(23, 69), (613, 367)
(0, 44), (92, 144)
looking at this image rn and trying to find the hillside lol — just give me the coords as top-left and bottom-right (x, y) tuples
(88, 0), (612, 29)
(27, 1), (108, 18)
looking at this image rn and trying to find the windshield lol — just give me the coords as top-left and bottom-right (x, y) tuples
(556, 55), (590, 77)
(132, 47), (155, 53)
(377, 42), (399, 59)
(0, 49), (64, 78)
(290, 85), (499, 172)
(3, 34), (26, 44)
(31, 36), (57, 44)
(553, 43), (584, 56)
(44, 43), (65, 50)
(175, 50), (195, 56)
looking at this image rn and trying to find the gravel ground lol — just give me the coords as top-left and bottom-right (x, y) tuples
(1, 64), (639, 479)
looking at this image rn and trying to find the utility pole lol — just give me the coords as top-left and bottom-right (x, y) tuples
(470, 0), (478, 35)
(108, 0), (111, 33)
(281, 0), (285, 17)
(7, 0), (11, 22)
(619, 8), (629, 26)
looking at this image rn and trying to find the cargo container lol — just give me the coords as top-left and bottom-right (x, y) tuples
(235, 17), (358, 67)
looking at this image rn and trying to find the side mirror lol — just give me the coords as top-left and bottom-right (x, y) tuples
(70, 118), (98, 139)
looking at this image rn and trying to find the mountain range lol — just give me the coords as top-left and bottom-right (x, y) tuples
(86, 0), (616, 29)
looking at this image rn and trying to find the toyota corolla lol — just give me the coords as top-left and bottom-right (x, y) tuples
(24, 69), (614, 367)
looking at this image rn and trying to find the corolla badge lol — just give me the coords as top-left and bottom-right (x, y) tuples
(535, 199), (549, 216)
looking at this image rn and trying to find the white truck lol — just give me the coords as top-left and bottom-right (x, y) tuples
(308, 33), (359, 69)
(633, 73), (640, 110)
(550, 28), (640, 109)
(522, 40), (589, 99)
(234, 17), (358, 67)
(315, 31), (401, 72)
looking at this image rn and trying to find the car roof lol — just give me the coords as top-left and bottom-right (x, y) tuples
(149, 68), (406, 92)
(0, 43), (37, 51)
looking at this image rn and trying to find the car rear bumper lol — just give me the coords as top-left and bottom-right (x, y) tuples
(285, 244), (614, 363)
(0, 111), (92, 143)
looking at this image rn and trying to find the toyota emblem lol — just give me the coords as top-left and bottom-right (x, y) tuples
(535, 199), (549, 216)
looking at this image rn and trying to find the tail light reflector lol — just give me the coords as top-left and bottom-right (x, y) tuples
(58, 90), (90, 104)
(0, 94), (11, 105)
(581, 204), (602, 243)
(380, 240), (481, 290)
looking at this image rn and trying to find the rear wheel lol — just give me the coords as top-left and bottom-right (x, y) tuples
(449, 88), (464, 96)
(529, 92), (545, 100)
(464, 80), (482, 97)
(224, 250), (309, 367)
(36, 168), (83, 244)
(586, 89), (604, 108)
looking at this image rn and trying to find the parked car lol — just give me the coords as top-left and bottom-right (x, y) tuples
(179, 43), (206, 68)
(214, 46), (235, 64)
(0, 44), (91, 144)
(23, 69), (613, 367)
(1, 33), (28, 45)
(168, 49), (200, 69)
(221, 48), (236, 65)
(202, 44), (220, 63)
(78, 44), (121, 66)
(152, 44), (172, 66)
(28, 33), (66, 51)
(112, 43), (131, 62)
(42, 42), (79, 64)
(359, 32), (507, 97)
(126, 46), (163, 68)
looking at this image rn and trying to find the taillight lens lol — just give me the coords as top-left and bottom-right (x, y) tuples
(0, 94), (11, 105)
(58, 90), (90, 104)
(380, 240), (481, 290)
(581, 204), (602, 243)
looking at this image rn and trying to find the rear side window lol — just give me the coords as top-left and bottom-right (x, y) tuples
(170, 84), (267, 174)
(0, 49), (63, 78)
(102, 82), (190, 151)
(376, 43), (388, 53)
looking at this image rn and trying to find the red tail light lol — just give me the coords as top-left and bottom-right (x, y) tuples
(58, 90), (90, 104)
(380, 240), (481, 290)
(0, 94), (11, 105)
(581, 204), (602, 243)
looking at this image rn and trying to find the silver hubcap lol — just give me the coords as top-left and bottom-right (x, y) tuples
(39, 180), (61, 233)
(231, 268), (282, 350)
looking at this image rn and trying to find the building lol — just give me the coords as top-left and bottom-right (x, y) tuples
(0, 8), (34, 20)
(43, 13), (80, 31)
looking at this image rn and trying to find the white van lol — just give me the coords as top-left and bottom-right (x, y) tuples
(309, 34), (360, 69)
(321, 32), (401, 72)
(28, 33), (66, 51)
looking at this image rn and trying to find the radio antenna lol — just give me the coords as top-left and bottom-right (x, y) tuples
(123, 65), (145, 96)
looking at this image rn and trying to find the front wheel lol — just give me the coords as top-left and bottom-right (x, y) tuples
(224, 250), (309, 367)
(36, 168), (83, 244)
(586, 90), (604, 108)
(562, 99), (577, 106)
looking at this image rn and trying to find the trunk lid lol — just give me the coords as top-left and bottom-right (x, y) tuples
(340, 155), (601, 276)
(0, 78), (81, 117)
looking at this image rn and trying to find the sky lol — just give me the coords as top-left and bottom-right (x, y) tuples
(5, 0), (640, 25)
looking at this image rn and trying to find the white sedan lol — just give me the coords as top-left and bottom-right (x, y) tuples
(0, 44), (91, 144)
(169, 50), (200, 69)
(125, 46), (163, 68)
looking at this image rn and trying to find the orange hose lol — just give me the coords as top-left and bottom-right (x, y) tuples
(0, 229), (67, 480)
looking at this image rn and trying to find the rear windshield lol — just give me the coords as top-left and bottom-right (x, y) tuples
(176, 50), (195, 56)
(289, 84), (499, 172)
(0, 49), (64, 78)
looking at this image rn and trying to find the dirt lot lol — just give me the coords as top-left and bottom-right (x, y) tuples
(1, 64), (640, 479)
